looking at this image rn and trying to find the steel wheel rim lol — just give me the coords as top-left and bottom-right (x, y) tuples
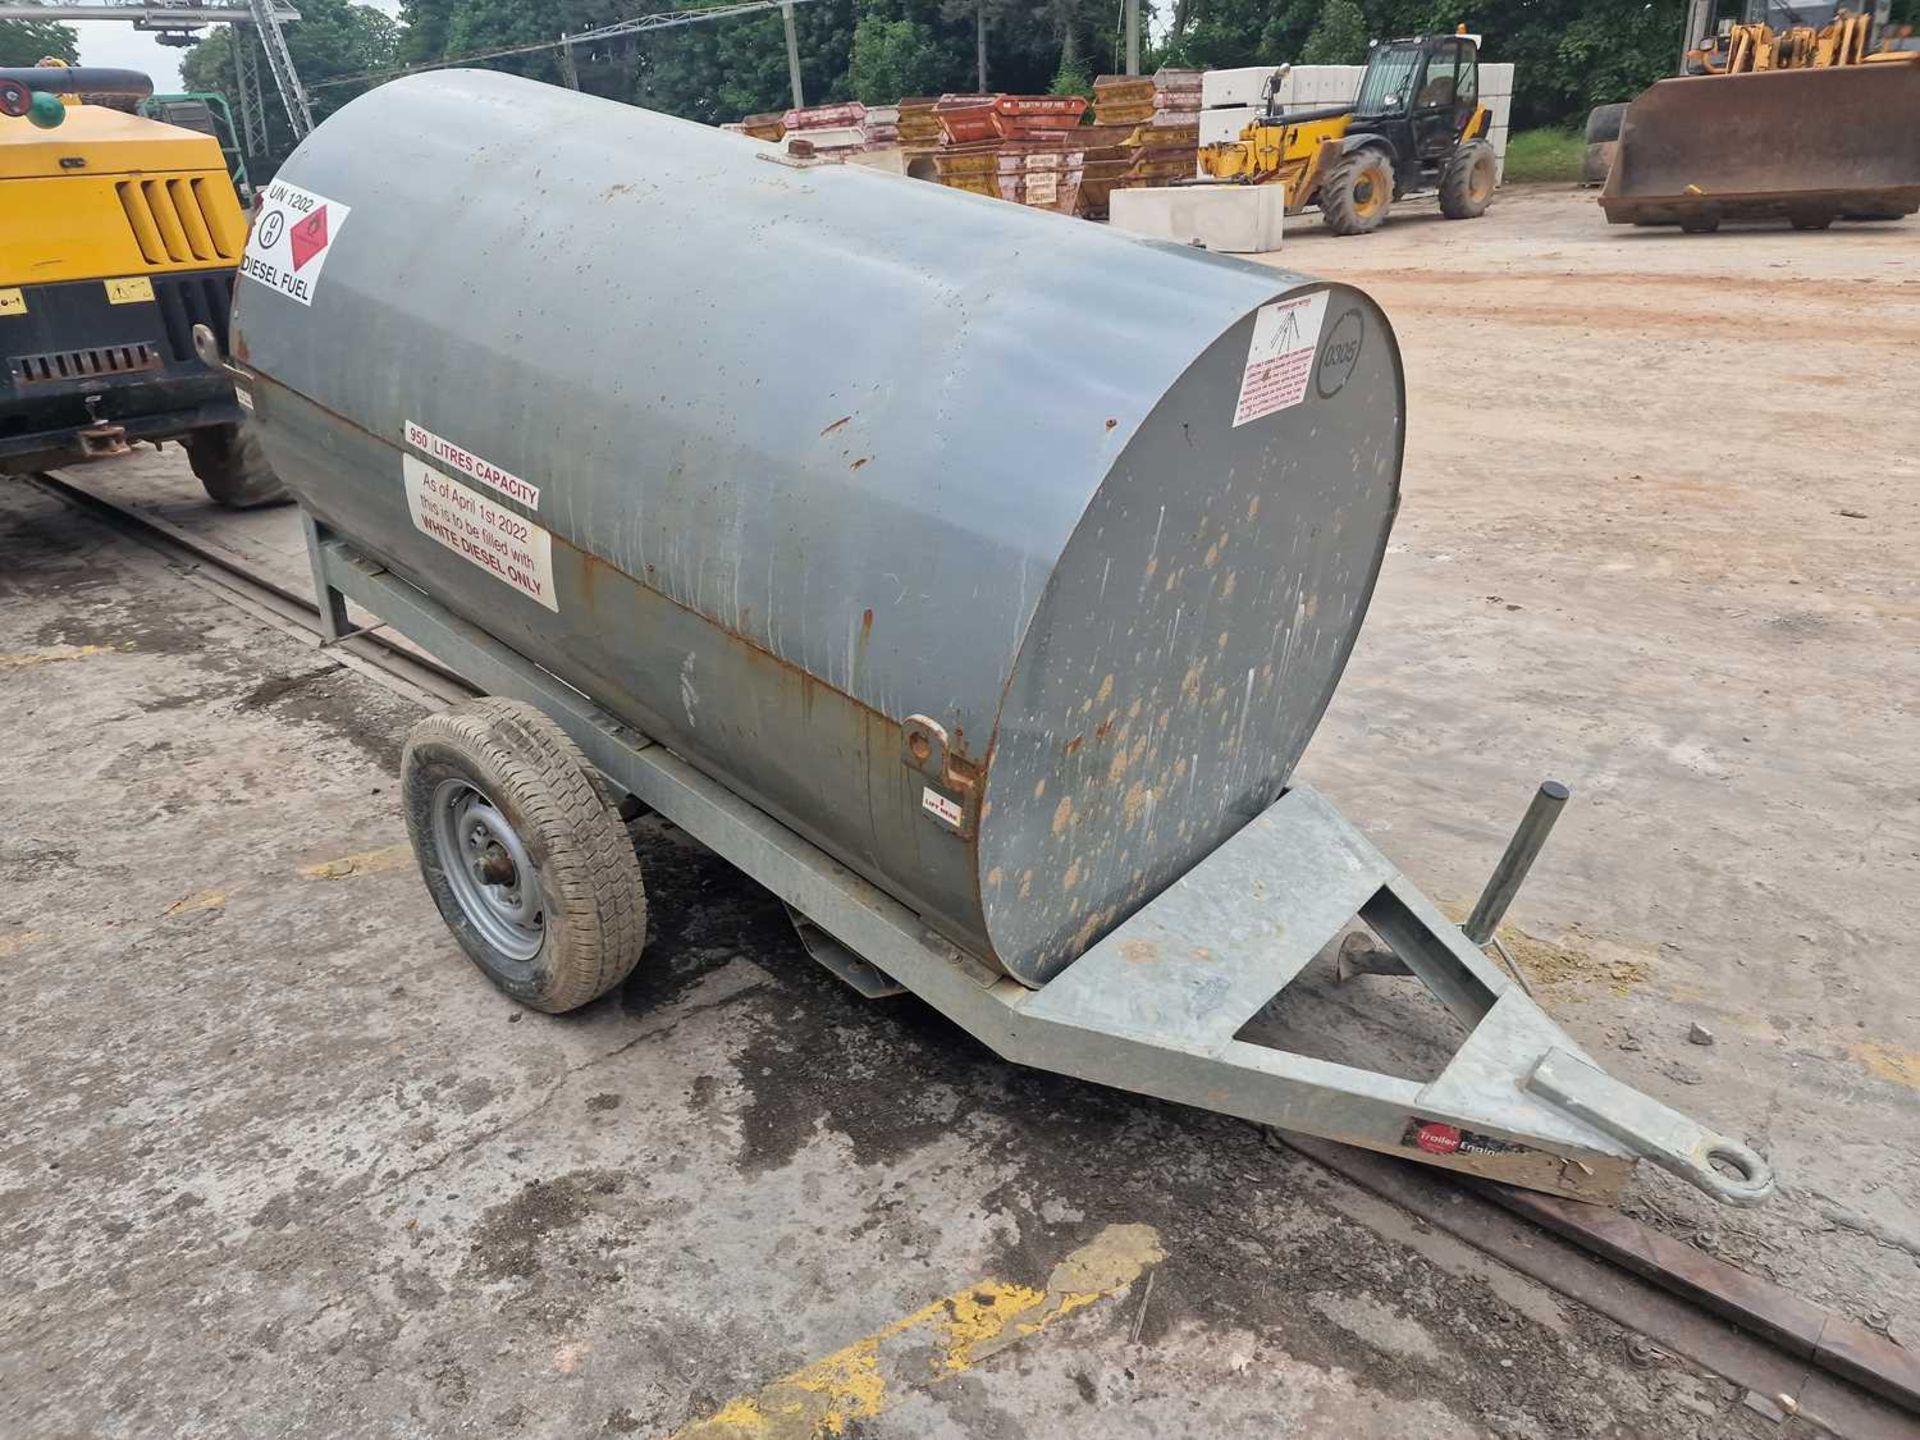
(431, 778), (545, 961)
(1471, 155), (1494, 202)
(1355, 170), (1384, 216)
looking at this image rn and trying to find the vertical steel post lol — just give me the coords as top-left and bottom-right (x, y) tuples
(1125, 0), (1140, 76)
(782, 2), (805, 109)
(300, 511), (355, 644)
(233, 28), (268, 163)
(247, 0), (313, 139)
(1681, 0), (1716, 70)
(1463, 782), (1570, 947)
(558, 34), (580, 90)
(976, 2), (988, 92)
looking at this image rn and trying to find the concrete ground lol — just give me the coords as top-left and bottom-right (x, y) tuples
(1, 185), (1914, 1438)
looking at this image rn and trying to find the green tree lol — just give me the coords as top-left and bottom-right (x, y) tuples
(181, 0), (399, 166)
(848, 15), (954, 103)
(0, 0), (79, 68)
(1300, 0), (1368, 64)
(638, 0), (856, 123)
(1049, 53), (1092, 96)
(1157, 0), (1316, 73)
(1364, 0), (1686, 129)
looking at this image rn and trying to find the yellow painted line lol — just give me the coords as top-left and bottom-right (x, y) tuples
(300, 842), (413, 880)
(1852, 1041), (1920, 1091)
(0, 644), (120, 670)
(676, 1223), (1164, 1439)
(163, 890), (226, 917)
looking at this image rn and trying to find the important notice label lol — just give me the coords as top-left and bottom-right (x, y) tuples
(404, 420), (540, 510)
(404, 456), (558, 612)
(1232, 290), (1329, 427)
(240, 179), (350, 308)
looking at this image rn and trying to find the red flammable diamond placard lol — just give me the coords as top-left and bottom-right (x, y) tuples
(289, 206), (330, 271)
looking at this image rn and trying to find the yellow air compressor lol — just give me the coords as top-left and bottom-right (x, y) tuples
(0, 62), (282, 505)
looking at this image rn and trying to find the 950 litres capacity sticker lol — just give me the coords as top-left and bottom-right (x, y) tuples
(404, 420), (540, 509)
(240, 179), (350, 308)
(1233, 290), (1329, 426)
(404, 456), (558, 612)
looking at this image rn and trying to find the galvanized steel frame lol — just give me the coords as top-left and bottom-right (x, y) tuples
(306, 519), (1774, 1208)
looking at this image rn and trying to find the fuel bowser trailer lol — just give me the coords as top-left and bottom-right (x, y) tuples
(219, 71), (1774, 1210)
(0, 63), (283, 505)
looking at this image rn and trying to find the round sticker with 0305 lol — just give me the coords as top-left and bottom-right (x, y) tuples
(1315, 305), (1366, 400)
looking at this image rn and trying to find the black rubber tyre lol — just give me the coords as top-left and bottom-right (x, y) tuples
(1320, 150), (1394, 235)
(1584, 102), (1629, 145)
(402, 697), (647, 1013)
(1788, 209), (1835, 231)
(1840, 207), (1906, 222)
(1438, 140), (1498, 220)
(1579, 141), (1615, 187)
(186, 421), (289, 509)
(1679, 215), (1721, 234)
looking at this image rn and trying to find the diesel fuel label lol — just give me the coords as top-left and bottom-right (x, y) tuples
(240, 180), (351, 308)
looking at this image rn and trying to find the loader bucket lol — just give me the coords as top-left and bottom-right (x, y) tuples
(1599, 64), (1920, 229)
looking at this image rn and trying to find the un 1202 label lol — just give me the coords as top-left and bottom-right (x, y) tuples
(240, 179), (350, 308)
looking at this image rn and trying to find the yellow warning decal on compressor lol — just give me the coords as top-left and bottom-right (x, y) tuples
(104, 276), (155, 305)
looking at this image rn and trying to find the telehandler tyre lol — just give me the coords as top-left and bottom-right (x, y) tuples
(1321, 150), (1394, 235)
(1439, 140), (1498, 220)
(1584, 102), (1629, 144)
(186, 422), (290, 509)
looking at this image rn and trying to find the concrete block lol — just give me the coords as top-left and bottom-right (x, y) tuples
(1201, 106), (1260, 145)
(782, 127), (865, 153)
(1203, 66), (1283, 109)
(845, 146), (909, 175)
(1109, 183), (1286, 254)
(1291, 65), (1362, 105)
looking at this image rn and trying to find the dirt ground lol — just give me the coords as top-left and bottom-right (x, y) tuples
(1, 185), (1915, 1439)
(1270, 185), (1920, 1347)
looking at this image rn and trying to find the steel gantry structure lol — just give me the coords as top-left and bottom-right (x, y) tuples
(0, 2), (311, 158)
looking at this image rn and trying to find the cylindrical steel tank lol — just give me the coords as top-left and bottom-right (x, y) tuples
(237, 71), (1405, 988)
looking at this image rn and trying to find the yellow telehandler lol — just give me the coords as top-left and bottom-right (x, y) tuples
(1198, 32), (1498, 235)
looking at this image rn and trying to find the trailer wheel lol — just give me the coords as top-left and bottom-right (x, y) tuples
(1679, 215), (1720, 234)
(186, 422), (289, 509)
(1788, 209), (1835, 231)
(402, 697), (647, 1013)
(1321, 151), (1394, 235)
(1438, 140), (1497, 220)
(1584, 102), (1629, 145)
